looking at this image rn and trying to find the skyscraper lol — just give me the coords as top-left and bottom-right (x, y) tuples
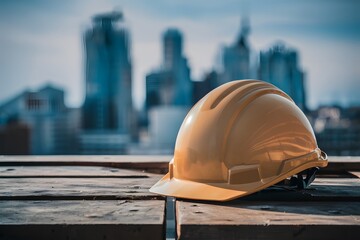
(163, 28), (192, 106)
(258, 43), (306, 110)
(221, 18), (251, 85)
(82, 11), (133, 133)
(163, 29), (182, 71)
(193, 70), (218, 104)
(142, 28), (192, 153)
(145, 70), (174, 110)
(145, 29), (192, 110)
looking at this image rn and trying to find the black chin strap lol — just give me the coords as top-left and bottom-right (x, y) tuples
(274, 167), (319, 190)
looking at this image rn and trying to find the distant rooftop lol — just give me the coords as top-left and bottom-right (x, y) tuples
(163, 28), (182, 38)
(92, 11), (123, 23)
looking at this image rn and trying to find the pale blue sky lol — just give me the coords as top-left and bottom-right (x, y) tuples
(0, 0), (359, 109)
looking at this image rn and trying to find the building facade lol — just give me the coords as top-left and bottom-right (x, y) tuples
(145, 70), (174, 110)
(0, 85), (80, 154)
(82, 11), (133, 134)
(258, 43), (306, 110)
(310, 106), (360, 156)
(192, 70), (218, 104)
(143, 28), (192, 153)
(163, 29), (192, 106)
(220, 18), (252, 85)
(145, 28), (192, 111)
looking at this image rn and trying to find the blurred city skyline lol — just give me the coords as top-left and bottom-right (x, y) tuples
(0, 0), (359, 109)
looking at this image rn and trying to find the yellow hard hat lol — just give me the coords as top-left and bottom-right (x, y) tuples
(150, 80), (328, 201)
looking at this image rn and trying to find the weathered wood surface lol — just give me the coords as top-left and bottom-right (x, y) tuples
(0, 166), (159, 178)
(0, 166), (163, 200)
(322, 156), (360, 172)
(176, 201), (360, 240)
(1, 169), (359, 201)
(1, 155), (359, 173)
(0, 200), (165, 240)
(0, 155), (171, 173)
(0, 155), (171, 163)
(242, 177), (360, 201)
(176, 164), (360, 240)
(0, 177), (358, 201)
(0, 163), (166, 240)
(1, 155), (360, 240)
(0, 176), (162, 200)
(0, 166), (157, 177)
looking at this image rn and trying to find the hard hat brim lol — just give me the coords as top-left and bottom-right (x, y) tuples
(150, 172), (248, 201)
(149, 157), (327, 201)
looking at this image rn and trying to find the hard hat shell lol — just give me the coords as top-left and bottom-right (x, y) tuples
(150, 80), (328, 201)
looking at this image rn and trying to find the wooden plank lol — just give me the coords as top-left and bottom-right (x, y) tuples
(176, 201), (360, 240)
(0, 155), (171, 174)
(0, 166), (157, 178)
(349, 171), (360, 178)
(0, 155), (171, 163)
(0, 155), (359, 174)
(322, 156), (360, 172)
(328, 156), (360, 163)
(0, 160), (167, 239)
(0, 169), (359, 201)
(239, 178), (360, 201)
(310, 178), (360, 199)
(0, 200), (165, 240)
(0, 176), (163, 200)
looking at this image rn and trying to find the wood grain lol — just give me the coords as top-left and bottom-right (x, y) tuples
(0, 162), (166, 239)
(1, 155), (359, 240)
(176, 201), (360, 240)
(0, 175), (163, 200)
(323, 156), (360, 172)
(0, 200), (165, 240)
(235, 178), (360, 202)
(0, 155), (171, 173)
(1, 155), (359, 173)
(0, 166), (157, 178)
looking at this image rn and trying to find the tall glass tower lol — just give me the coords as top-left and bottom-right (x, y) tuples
(163, 29), (192, 106)
(258, 43), (306, 110)
(82, 11), (133, 133)
(221, 18), (251, 85)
